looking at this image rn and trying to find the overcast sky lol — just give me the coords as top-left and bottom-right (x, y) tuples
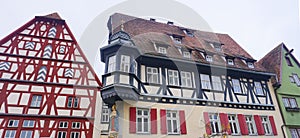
(1, 0), (299, 75)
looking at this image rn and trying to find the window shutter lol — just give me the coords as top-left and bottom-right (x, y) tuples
(269, 116), (277, 135)
(203, 112), (211, 135)
(160, 109), (167, 134)
(129, 107), (136, 133)
(254, 115), (265, 135)
(150, 108), (157, 134)
(237, 114), (249, 135)
(219, 113), (231, 135)
(179, 110), (187, 134)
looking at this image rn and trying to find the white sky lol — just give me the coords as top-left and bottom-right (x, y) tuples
(1, 0), (300, 70)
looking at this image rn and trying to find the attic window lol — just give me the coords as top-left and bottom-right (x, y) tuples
(247, 62), (254, 68)
(183, 51), (191, 58)
(173, 37), (182, 44)
(206, 55), (213, 62)
(183, 30), (194, 37)
(158, 47), (167, 54)
(227, 59), (234, 65)
(285, 56), (293, 67)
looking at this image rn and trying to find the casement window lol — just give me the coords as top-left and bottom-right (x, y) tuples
(158, 47), (167, 54)
(146, 67), (159, 84)
(30, 95), (42, 107)
(247, 62), (254, 68)
(212, 76), (223, 91)
(8, 120), (19, 127)
(57, 131), (67, 138)
(286, 56), (293, 66)
(232, 79), (242, 94)
(183, 51), (191, 58)
(245, 115), (257, 135)
(206, 55), (213, 62)
(72, 122), (81, 129)
(101, 103), (110, 123)
(67, 97), (79, 108)
(292, 74), (300, 86)
(120, 55), (130, 72)
(4, 130), (16, 138)
(59, 121), (68, 128)
(200, 74), (211, 89)
(227, 59), (234, 65)
(136, 108), (150, 133)
(107, 55), (116, 73)
(254, 82), (264, 95)
(261, 116), (272, 135)
(181, 71), (192, 88)
(208, 113), (221, 134)
(70, 132), (80, 138)
(282, 97), (298, 108)
(22, 120), (35, 127)
(166, 110), (180, 134)
(228, 114), (240, 135)
(20, 131), (33, 138)
(168, 70), (179, 86)
(290, 129), (300, 138)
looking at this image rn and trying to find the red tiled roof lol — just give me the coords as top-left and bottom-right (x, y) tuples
(44, 12), (63, 20)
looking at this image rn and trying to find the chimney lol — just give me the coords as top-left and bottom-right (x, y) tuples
(167, 21), (174, 25)
(150, 18), (156, 22)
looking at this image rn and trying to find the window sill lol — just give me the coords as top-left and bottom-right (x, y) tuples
(285, 107), (300, 112)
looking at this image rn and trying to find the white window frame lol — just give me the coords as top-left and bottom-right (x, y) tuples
(181, 71), (192, 88)
(292, 74), (300, 86)
(245, 115), (257, 135)
(4, 130), (16, 138)
(283, 97), (298, 108)
(211, 76), (223, 91)
(20, 130), (33, 138)
(228, 114), (240, 135)
(209, 113), (221, 134)
(72, 122), (81, 129)
(158, 47), (167, 54)
(247, 62), (254, 68)
(290, 129), (299, 138)
(173, 37), (182, 44)
(107, 55), (116, 73)
(70, 132), (80, 138)
(57, 131), (67, 138)
(8, 120), (19, 127)
(30, 95), (42, 107)
(206, 55), (213, 62)
(261, 116), (272, 135)
(136, 108), (150, 134)
(200, 74), (211, 89)
(146, 67), (159, 84)
(167, 110), (180, 134)
(101, 103), (110, 123)
(67, 97), (79, 108)
(22, 120), (35, 128)
(254, 81), (264, 95)
(227, 59), (234, 65)
(183, 51), (191, 58)
(59, 121), (68, 128)
(120, 55), (130, 72)
(168, 70), (179, 86)
(232, 79), (242, 94)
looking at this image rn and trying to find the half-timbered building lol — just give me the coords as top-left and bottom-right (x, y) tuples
(0, 13), (102, 138)
(100, 13), (284, 137)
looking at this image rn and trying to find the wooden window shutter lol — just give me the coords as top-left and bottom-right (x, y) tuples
(237, 114), (249, 135)
(129, 107), (136, 133)
(254, 115), (265, 135)
(219, 113), (231, 135)
(179, 110), (187, 134)
(203, 112), (211, 135)
(269, 116), (278, 135)
(150, 108), (157, 134)
(160, 109), (167, 134)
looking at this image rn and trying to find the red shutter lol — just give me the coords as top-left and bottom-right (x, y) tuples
(150, 108), (157, 134)
(254, 115), (265, 135)
(237, 114), (249, 135)
(269, 116), (277, 135)
(219, 113), (231, 135)
(203, 112), (211, 135)
(129, 107), (136, 133)
(160, 109), (167, 134)
(179, 110), (187, 134)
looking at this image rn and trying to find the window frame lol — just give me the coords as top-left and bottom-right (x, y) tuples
(7, 120), (19, 127)
(183, 51), (191, 58)
(211, 76), (223, 91)
(168, 70), (179, 86)
(57, 131), (67, 138)
(70, 131), (80, 138)
(72, 122), (81, 129)
(228, 114), (240, 135)
(261, 116), (272, 135)
(245, 115), (257, 135)
(290, 128), (300, 138)
(136, 108), (150, 134)
(4, 130), (16, 138)
(227, 59), (234, 65)
(22, 120), (35, 128)
(286, 56), (293, 67)
(206, 55), (213, 62)
(173, 37), (182, 44)
(232, 79), (243, 94)
(146, 67), (159, 84)
(67, 97), (79, 108)
(200, 74), (212, 90)
(254, 81), (264, 96)
(181, 71), (192, 88)
(282, 97), (299, 108)
(247, 62), (255, 68)
(120, 55), (130, 72)
(158, 47), (167, 54)
(59, 121), (68, 129)
(107, 55), (116, 73)
(20, 130), (33, 138)
(292, 74), (300, 86)
(30, 95), (42, 108)
(166, 110), (180, 135)
(101, 103), (110, 123)
(209, 113), (221, 135)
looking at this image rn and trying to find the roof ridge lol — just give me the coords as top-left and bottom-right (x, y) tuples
(44, 12), (63, 20)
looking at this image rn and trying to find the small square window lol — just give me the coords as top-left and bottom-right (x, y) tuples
(183, 51), (191, 58)
(72, 122), (81, 129)
(158, 47), (167, 54)
(247, 62), (254, 68)
(206, 55), (213, 62)
(23, 120), (35, 127)
(8, 120), (19, 127)
(59, 121), (68, 128)
(227, 59), (234, 65)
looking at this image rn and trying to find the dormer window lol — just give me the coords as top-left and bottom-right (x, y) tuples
(183, 51), (191, 58)
(158, 47), (167, 54)
(206, 55), (213, 62)
(209, 42), (222, 52)
(247, 62), (254, 68)
(174, 37), (182, 44)
(183, 29), (194, 37)
(227, 59), (234, 65)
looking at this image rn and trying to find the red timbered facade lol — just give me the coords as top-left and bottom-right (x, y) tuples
(0, 13), (101, 138)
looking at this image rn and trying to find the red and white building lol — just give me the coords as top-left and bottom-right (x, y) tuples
(0, 13), (102, 138)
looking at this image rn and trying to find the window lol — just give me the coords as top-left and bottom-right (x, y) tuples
(20, 131), (33, 138)
(206, 55), (213, 62)
(209, 113), (221, 134)
(292, 74), (300, 86)
(0, 62), (11, 71)
(173, 37), (182, 44)
(227, 59), (234, 65)
(228, 114), (240, 135)
(167, 110), (179, 134)
(57, 131), (67, 138)
(101, 103), (110, 123)
(120, 55), (130, 72)
(200, 74), (211, 89)
(247, 62), (254, 68)
(183, 51), (191, 58)
(72, 122), (81, 129)
(23, 120), (35, 127)
(282, 97), (298, 108)
(70, 132), (80, 138)
(146, 67), (159, 84)
(245, 115), (257, 135)
(261, 116), (272, 135)
(232, 79), (242, 94)
(136, 108), (150, 133)
(286, 56), (293, 66)
(64, 68), (74, 78)
(181, 71), (192, 88)
(209, 43), (221, 51)
(8, 120), (19, 127)
(30, 95), (42, 107)
(183, 30), (194, 37)
(212, 76), (223, 91)
(158, 47), (167, 54)
(290, 76), (295, 83)
(254, 82), (264, 95)
(4, 130), (16, 138)
(59, 121), (68, 128)
(168, 70), (179, 86)
(107, 55), (116, 73)
(290, 129), (299, 138)
(67, 97), (79, 108)
(133, 60), (138, 75)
